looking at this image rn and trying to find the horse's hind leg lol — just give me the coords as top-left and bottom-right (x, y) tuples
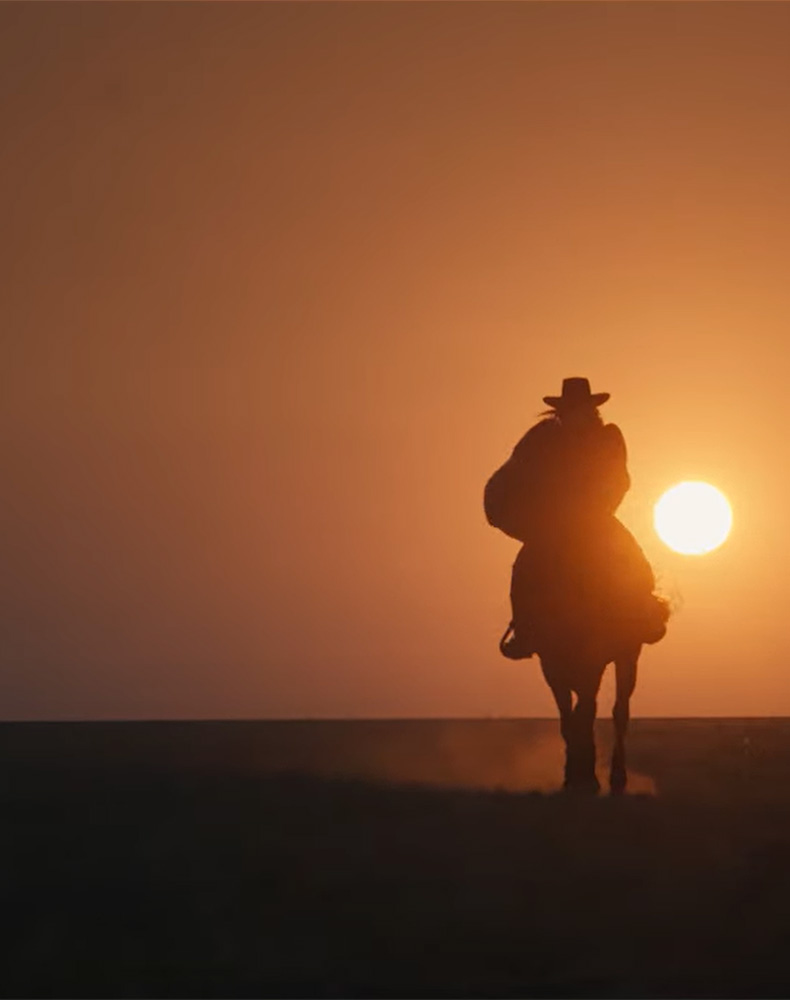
(611, 649), (639, 794)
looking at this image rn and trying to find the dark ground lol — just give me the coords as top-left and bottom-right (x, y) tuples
(2, 717), (790, 998)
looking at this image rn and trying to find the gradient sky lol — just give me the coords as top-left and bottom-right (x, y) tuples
(2, 2), (790, 719)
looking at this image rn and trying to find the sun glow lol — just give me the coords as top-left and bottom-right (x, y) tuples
(654, 481), (732, 555)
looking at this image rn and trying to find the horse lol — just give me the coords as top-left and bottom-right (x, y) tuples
(505, 518), (668, 794)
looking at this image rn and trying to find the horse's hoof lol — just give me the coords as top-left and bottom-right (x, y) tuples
(610, 768), (627, 795)
(563, 775), (601, 795)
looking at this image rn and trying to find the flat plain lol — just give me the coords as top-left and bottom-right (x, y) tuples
(2, 717), (790, 998)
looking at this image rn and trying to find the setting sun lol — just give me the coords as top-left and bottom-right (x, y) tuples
(654, 481), (733, 555)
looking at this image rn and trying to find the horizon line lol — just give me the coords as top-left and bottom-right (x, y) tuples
(2, 715), (789, 725)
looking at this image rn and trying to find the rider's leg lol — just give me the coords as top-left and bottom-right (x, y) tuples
(502, 545), (536, 658)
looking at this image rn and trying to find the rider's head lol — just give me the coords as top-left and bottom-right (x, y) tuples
(554, 404), (603, 430)
(542, 377), (608, 429)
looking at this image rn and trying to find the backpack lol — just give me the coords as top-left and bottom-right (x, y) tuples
(485, 418), (630, 542)
(483, 420), (559, 542)
(483, 458), (532, 542)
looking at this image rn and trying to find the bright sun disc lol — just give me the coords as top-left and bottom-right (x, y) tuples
(654, 481), (732, 555)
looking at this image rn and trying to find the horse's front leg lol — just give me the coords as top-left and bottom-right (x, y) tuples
(544, 656), (606, 792)
(564, 657), (608, 792)
(611, 647), (639, 794)
(539, 657), (574, 788)
(571, 685), (601, 792)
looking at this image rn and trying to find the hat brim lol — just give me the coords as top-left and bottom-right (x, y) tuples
(543, 392), (610, 408)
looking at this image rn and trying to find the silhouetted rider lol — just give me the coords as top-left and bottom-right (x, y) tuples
(485, 377), (666, 659)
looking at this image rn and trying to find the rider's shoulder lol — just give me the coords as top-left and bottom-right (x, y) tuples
(512, 418), (560, 455)
(528, 417), (561, 440)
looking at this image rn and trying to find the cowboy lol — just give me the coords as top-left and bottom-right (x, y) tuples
(485, 377), (667, 659)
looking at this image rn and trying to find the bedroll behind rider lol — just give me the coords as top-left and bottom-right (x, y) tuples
(484, 377), (669, 660)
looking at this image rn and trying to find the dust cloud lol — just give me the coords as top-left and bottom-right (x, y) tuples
(281, 720), (658, 796)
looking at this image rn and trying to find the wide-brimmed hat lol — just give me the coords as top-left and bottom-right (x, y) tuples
(543, 377), (610, 409)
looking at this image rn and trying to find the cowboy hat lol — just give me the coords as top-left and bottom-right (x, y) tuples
(543, 377), (610, 409)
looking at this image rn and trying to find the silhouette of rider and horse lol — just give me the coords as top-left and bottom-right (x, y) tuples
(485, 377), (669, 793)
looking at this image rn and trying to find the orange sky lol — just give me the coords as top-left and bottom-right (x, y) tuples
(2, 2), (790, 719)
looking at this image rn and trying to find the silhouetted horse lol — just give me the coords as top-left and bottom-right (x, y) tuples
(508, 518), (667, 793)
